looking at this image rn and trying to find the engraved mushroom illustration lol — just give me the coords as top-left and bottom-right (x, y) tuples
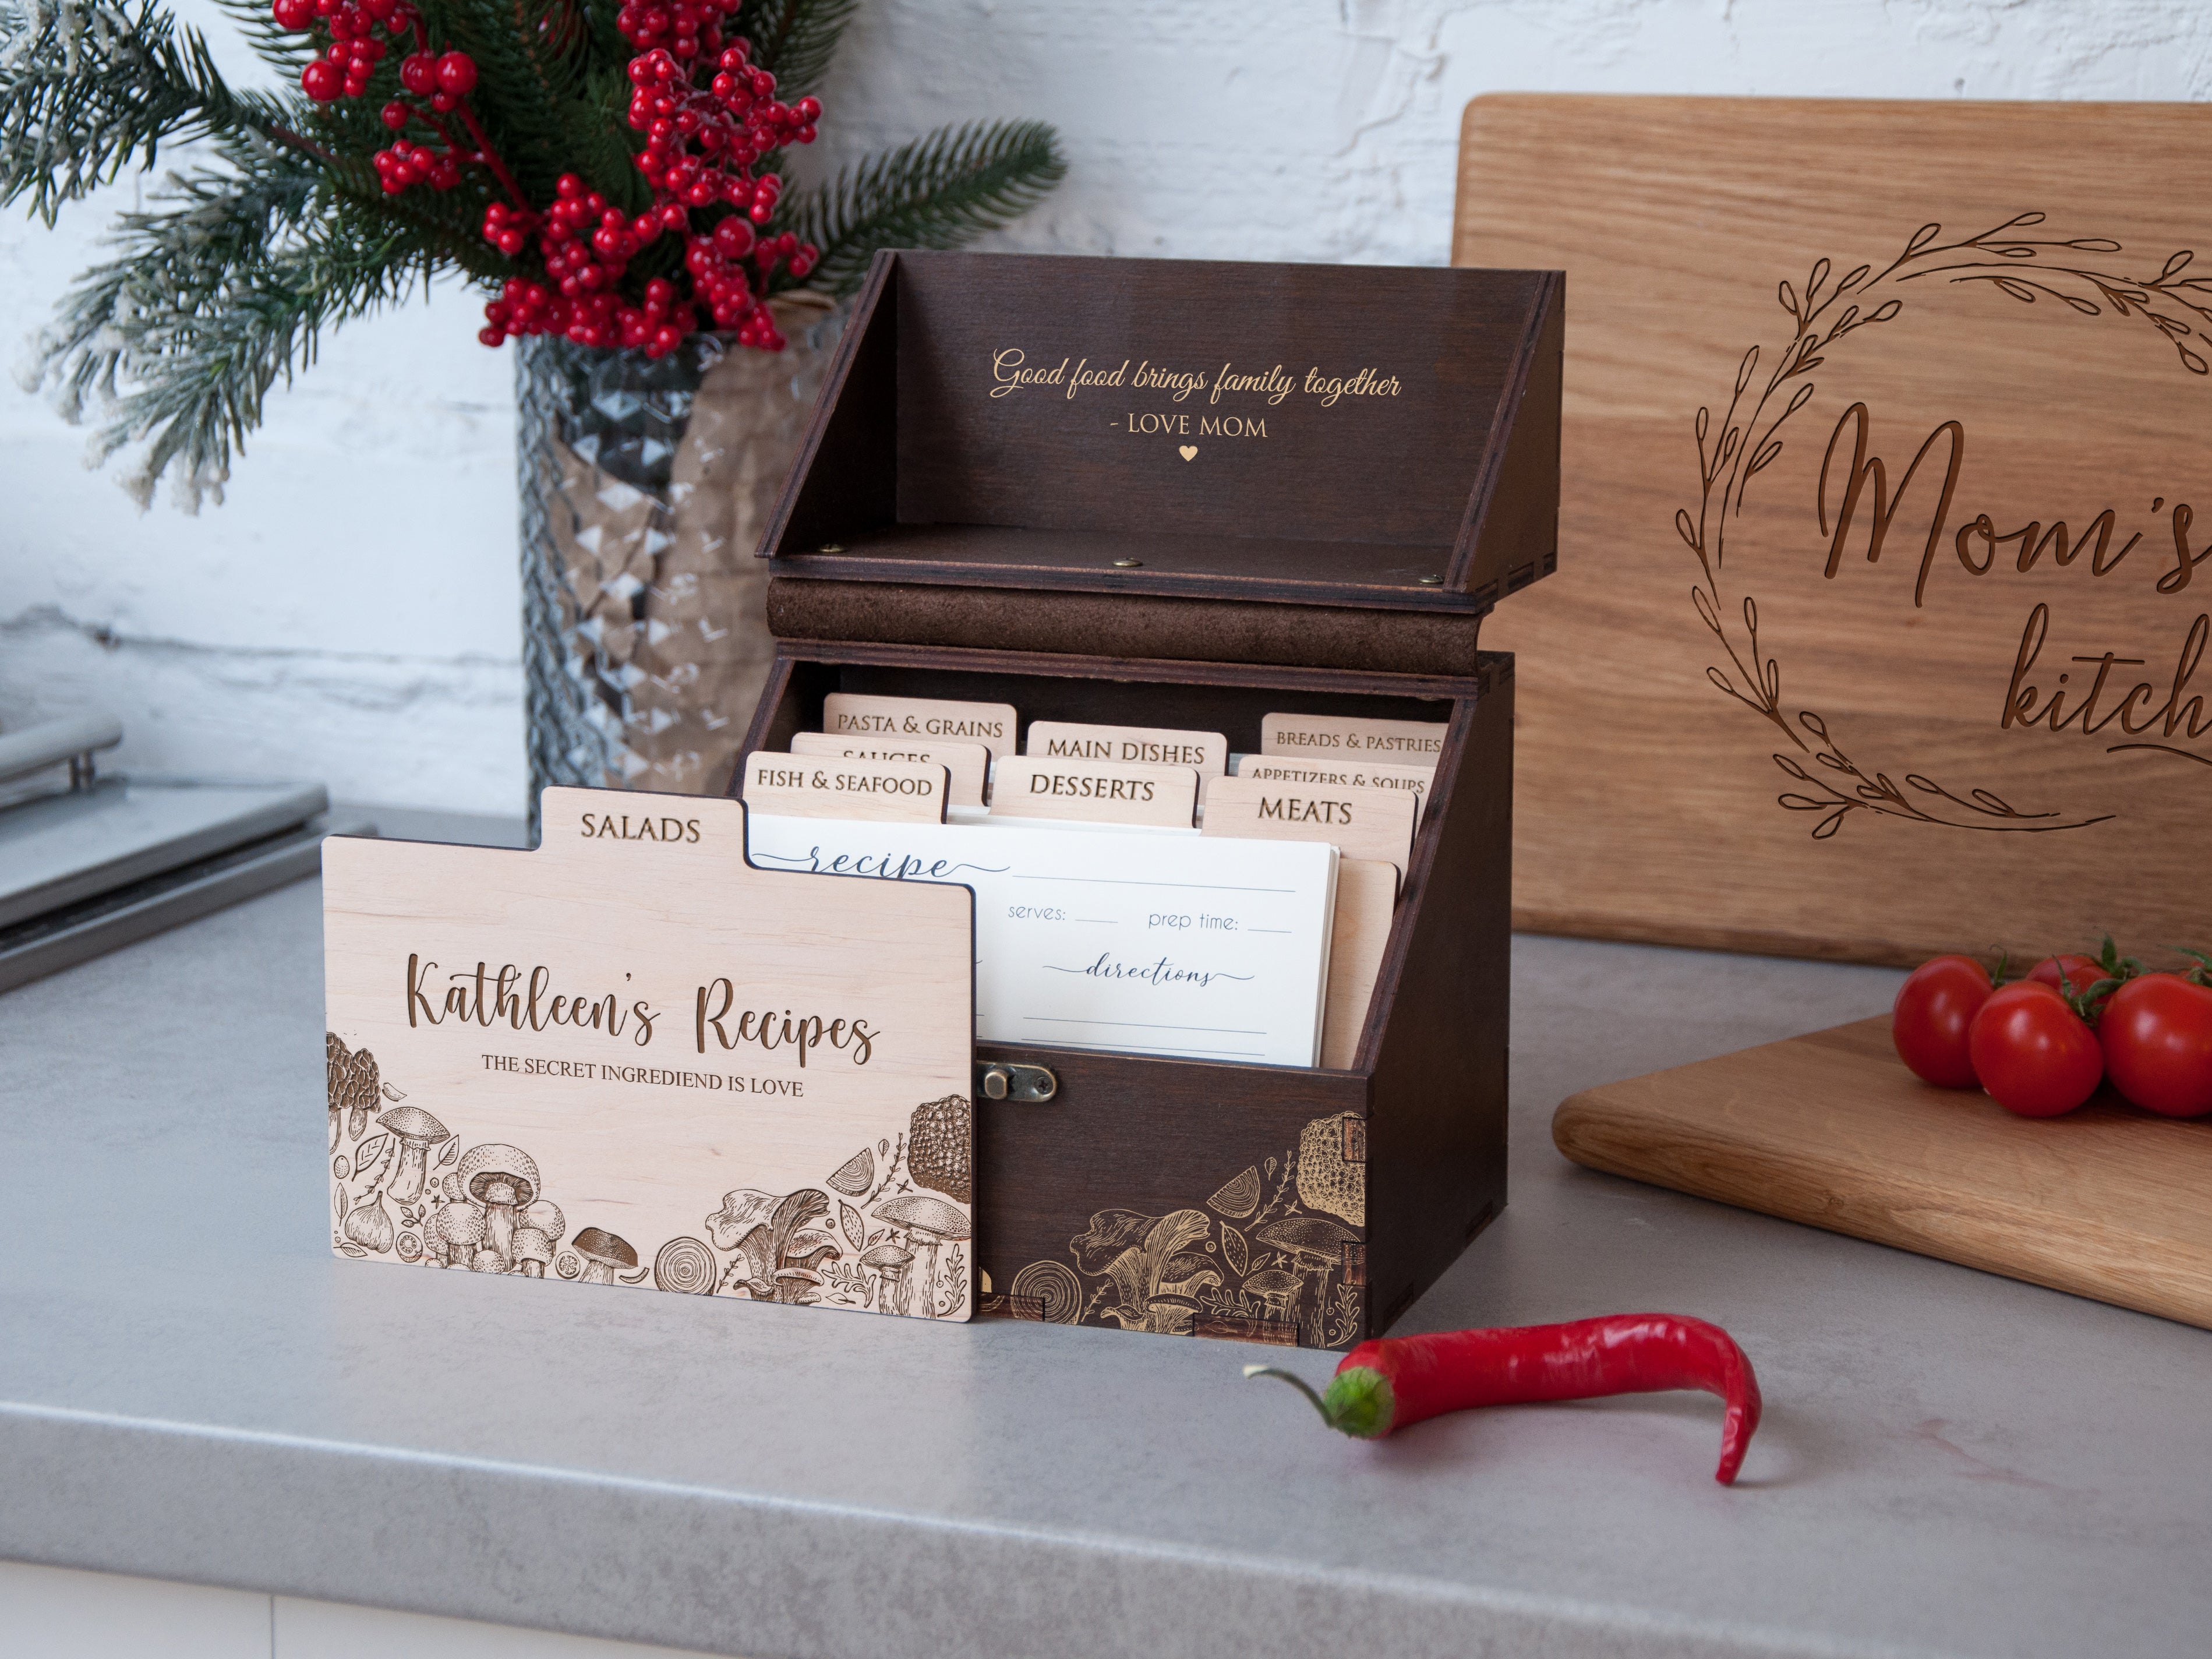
(874, 1193), (970, 1318)
(511, 1227), (556, 1277)
(426, 1199), (484, 1268)
(780, 1229), (843, 1301)
(1146, 1293), (1200, 1336)
(1242, 1268), (1301, 1326)
(858, 1242), (914, 1314)
(1072, 1208), (1221, 1334)
(325, 1033), (379, 1152)
(1295, 1113), (1365, 1226)
(907, 1095), (973, 1203)
(705, 1188), (834, 1301)
(1253, 1214), (1358, 1343)
(324, 1032), (347, 1153)
(772, 1266), (823, 1305)
(705, 1189), (782, 1297)
(376, 1105), (451, 1204)
(571, 1226), (638, 1286)
(522, 1199), (566, 1251)
(457, 1143), (539, 1270)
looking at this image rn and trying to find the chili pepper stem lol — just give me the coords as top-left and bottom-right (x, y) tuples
(1242, 1365), (1334, 1426)
(1243, 1364), (1393, 1437)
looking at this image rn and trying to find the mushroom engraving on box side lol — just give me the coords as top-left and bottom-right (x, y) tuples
(1071, 1209), (1220, 1334)
(1295, 1113), (1364, 1226)
(1027, 1114), (1365, 1347)
(1252, 1215), (1359, 1346)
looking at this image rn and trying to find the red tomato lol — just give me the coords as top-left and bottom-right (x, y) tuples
(1967, 982), (2103, 1117)
(2028, 954), (2102, 998)
(1892, 955), (1992, 1088)
(2098, 974), (2212, 1118)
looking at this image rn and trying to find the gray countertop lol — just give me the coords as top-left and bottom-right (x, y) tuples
(3, 818), (2209, 1659)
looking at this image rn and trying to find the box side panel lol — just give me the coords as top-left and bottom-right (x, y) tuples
(1365, 664), (1512, 1336)
(1460, 276), (1563, 603)
(766, 255), (899, 558)
(972, 1044), (1367, 1346)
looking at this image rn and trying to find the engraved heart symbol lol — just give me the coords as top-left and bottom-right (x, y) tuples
(1178, 445), (1197, 461)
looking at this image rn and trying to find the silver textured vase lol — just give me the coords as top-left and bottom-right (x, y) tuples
(514, 294), (842, 835)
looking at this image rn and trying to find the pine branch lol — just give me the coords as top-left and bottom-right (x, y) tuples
(418, 0), (627, 204)
(30, 145), (446, 507)
(732, 0), (858, 100)
(780, 119), (1065, 297)
(209, 0), (316, 79)
(0, 0), (323, 223)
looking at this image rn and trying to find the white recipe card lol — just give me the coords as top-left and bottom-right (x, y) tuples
(745, 815), (1337, 1067)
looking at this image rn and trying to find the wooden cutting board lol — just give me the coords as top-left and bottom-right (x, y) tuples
(1455, 96), (2212, 970)
(1553, 1016), (2212, 1329)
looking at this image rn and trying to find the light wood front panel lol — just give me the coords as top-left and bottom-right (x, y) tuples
(323, 788), (977, 1321)
(1457, 96), (2212, 968)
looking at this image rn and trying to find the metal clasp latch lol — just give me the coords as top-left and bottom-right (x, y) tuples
(978, 1062), (1058, 1102)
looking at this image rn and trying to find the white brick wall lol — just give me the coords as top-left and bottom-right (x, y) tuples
(5, 1), (2207, 814)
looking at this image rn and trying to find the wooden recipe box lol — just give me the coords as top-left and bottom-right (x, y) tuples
(738, 251), (1562, 1347)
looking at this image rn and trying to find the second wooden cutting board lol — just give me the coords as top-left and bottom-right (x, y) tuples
(1455, 95), (2212, 972)
(1554, 1015), (2212, 1330)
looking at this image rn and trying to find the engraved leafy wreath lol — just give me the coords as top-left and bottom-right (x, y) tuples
(1680, 211), (2210, 838)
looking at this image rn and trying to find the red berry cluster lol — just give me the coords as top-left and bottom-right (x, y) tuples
(476, 21), (820, 357)
(367, 51), (491, 195)
(277, 0), (822, 357)
(480, 177), (695, 353)
(267, 0), (515, 203)
(275, 0), (415, 103)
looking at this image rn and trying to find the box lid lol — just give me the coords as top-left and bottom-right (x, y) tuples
(758, 252), (1561, 654)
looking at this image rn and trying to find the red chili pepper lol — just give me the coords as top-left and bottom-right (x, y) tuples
(1247, 1312), (1762, 1484)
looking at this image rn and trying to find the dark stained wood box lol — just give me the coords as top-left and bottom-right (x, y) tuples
(736, 250), (1561, 1348)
